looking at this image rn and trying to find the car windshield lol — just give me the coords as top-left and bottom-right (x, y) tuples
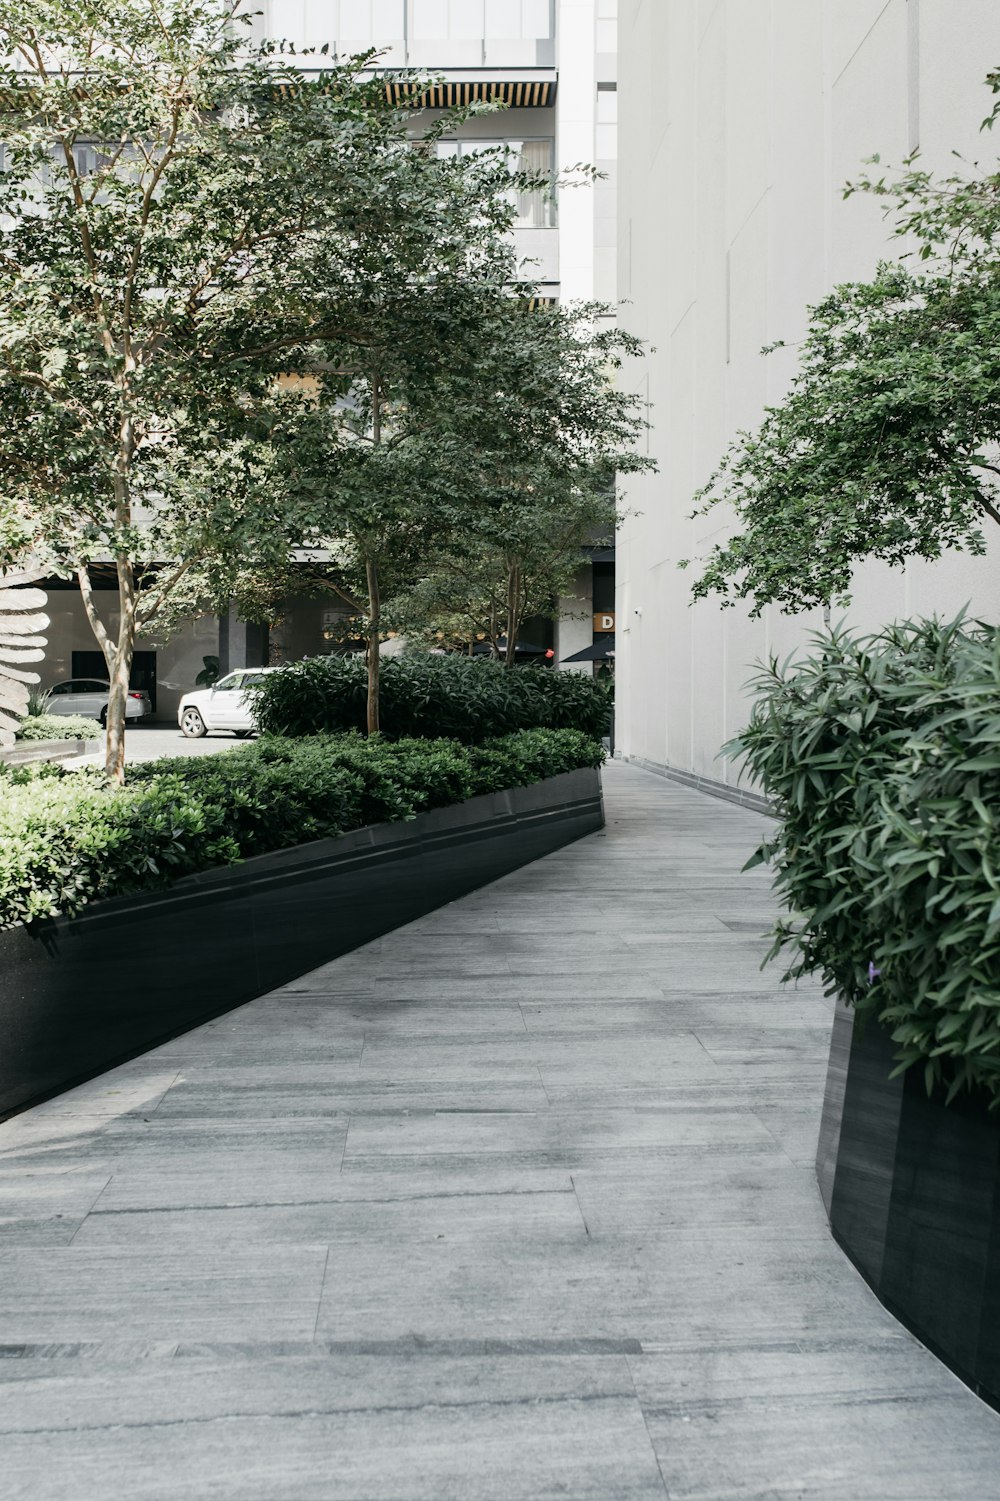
(214, 674), (242, 691)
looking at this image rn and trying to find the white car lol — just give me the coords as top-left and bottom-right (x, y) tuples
(177, 668), (274, 738)
(47, 677), (152, 726)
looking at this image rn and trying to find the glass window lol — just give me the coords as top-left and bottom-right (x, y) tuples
(214, 673), (242, 691)
(436, 138), (554, 228)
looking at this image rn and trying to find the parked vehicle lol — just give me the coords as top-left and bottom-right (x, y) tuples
(177, 668), (274, 738)
(47, 678), (152, 727)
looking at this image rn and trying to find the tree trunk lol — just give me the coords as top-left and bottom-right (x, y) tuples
(105, 559), (137, 783)
(366, 555), (380, 736)
(365, 371), (383, 734)
(505, 561), (521, 669)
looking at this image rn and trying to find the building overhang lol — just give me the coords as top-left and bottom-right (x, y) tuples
(381, 70), (557, 109)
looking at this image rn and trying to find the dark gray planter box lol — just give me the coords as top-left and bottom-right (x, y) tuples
(818, 1002), (1000, 1412)
(0, 737), (101, 766)
(0, 767), (603, 1122)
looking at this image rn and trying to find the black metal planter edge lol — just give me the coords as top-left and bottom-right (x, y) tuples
(818, 1001), (1000, 1414)
(0, 766), (603, 1123)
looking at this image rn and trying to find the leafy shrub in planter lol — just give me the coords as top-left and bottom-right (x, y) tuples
(0, 729), (603, 929)
(736, 616), (1000, 1104)
(249, 653), (613, 742)
(15, 714), (100, 741)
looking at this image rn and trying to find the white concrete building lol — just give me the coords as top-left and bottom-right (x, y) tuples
(616, 0), (1000, 799)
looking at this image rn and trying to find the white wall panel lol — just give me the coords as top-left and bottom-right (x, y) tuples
(618, 0), (1000, 784)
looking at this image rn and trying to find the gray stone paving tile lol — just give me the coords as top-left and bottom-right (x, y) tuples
(310, 1228), (866, 1346)
(71, 1185), (584, 1249)
(16, 1065), (182, 1120)
(0, 1172), (112, 1246)
(0, 1355), (665, 1501)
(570, 1155), (826, 1237)
(630, 1347), (1000, 1500)
(94, 1163), (573, 1213)
(0, 1247), (328, 1341)
(341, 1104), (780, 1164)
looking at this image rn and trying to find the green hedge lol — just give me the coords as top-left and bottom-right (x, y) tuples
(0, 728), (603, 930)
(736, 617), (1000, 1105)
(15, 713), (100, 741)
(249, 653), (613, 742)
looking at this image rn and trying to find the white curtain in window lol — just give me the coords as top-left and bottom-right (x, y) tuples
(517, 138), (552, 227)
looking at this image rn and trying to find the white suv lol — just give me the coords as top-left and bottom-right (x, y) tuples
(177, 668), (274, 738)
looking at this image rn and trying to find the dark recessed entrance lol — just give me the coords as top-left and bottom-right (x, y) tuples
(72, 650), (157, 713)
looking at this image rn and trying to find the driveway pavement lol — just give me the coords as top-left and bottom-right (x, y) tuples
(70, 722), (246, 767)
(1, 761), (997, 1499)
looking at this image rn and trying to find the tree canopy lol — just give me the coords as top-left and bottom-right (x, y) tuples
(0, 0), (544, 770)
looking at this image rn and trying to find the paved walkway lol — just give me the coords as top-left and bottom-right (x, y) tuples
(1, 762), (998, 1499)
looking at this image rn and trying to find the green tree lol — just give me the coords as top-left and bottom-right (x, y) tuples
(0, 0), (468, 777)
(260, 126), (557, 730)
(685, 70), (1000, 618)
(397, 301), (650, 668)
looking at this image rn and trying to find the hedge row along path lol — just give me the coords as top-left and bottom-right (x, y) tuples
(0, 762), (997, 1499)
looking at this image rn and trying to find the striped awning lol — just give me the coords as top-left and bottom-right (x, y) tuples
(385, 75), (556, 109)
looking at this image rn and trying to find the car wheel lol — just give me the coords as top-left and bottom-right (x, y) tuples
(99, 708), (108, 728)
(180, 707), (207, 739)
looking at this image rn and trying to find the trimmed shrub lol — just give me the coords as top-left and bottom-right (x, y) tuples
(0, 729), (604, 929)
(736, 616), (1000, 1105)
(15, 713), (100, 741)
(248, 653), (613, 742)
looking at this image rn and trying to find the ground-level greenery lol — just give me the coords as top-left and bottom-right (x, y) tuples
(0, 728), (604, 930)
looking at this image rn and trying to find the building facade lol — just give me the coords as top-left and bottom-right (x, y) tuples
(616, 0), (1000, 795)
(35, 0), (621, 716)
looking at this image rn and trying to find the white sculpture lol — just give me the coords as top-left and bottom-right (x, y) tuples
(0, 569), (50, 747)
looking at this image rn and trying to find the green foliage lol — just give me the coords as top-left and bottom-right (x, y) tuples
(15, 714), (101, 741)
(0, 0), (541, 770)
(685, 72), (1000, 615)
(249, 653), (613, 741)
(735, 617), (1000, 1105)
(0, 729), (603, 929)
(25, 687), (52, 717)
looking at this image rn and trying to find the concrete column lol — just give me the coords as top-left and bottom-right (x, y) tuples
(217, 605), (268, 674)
(555, 563), (593, 674)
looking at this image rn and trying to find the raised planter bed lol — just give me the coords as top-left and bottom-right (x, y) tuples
(817, 1002), (1000, 1411)
(0, 766), (603, 1121)
(0, 736), (101, 766)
